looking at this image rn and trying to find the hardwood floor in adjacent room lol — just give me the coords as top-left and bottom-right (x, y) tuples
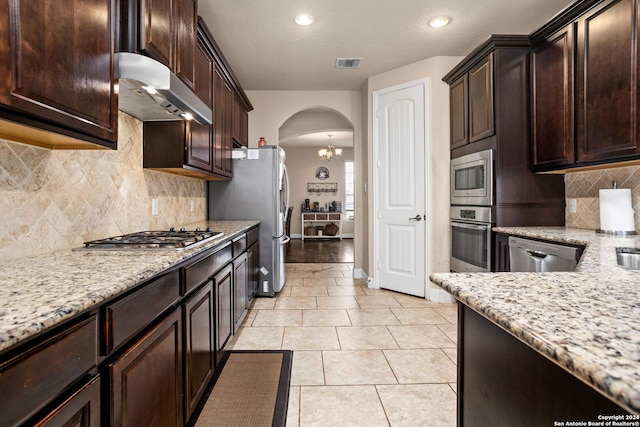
(286, 238), (354, 263)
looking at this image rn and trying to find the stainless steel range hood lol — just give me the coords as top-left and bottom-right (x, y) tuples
(116, 52), (212, 125)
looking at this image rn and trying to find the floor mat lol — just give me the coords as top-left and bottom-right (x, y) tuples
(192, 350), (292, 427)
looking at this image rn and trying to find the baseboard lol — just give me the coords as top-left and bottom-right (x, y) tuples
(291, 234), (353, 239)
(428, 285), (455, 303)
(353, 268), (368, 280)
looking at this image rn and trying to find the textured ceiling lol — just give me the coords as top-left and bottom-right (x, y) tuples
(197, 0), (576, 91)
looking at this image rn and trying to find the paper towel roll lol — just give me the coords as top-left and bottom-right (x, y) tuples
(599, 188), (635, 233)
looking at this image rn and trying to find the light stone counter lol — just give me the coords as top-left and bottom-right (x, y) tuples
(430, 227), (640, 415)
(0, 220), (259, 354)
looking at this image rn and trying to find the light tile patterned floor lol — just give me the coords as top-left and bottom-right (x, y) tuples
(227, 263), (458, 427)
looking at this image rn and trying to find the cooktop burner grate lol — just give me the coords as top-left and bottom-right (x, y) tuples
(79, 228), (223, 250)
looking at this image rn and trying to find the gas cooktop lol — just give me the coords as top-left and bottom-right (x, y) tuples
(77, 228), (223, 251)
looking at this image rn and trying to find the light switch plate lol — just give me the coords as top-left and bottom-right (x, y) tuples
(151, 198), (159, 216)
(567, 198), (577, 214)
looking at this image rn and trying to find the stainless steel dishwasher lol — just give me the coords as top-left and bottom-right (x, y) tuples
(508, 236), (583, 272)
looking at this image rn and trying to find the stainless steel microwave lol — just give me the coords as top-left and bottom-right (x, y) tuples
(450, 149), (494, 206)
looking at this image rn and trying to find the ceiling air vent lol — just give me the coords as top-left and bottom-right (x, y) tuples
(335, 58), (363, 69)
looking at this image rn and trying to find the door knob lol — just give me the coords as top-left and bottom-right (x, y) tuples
(409, 215), (422, 222)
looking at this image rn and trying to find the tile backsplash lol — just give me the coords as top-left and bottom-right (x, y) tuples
(565, 165), (640, 231)
(0, 112), (207, 261)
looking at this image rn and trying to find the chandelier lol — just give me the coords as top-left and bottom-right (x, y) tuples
(318, 134), (342, 160)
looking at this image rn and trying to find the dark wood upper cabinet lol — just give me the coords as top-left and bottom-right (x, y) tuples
(213, 68), (228, 177)
(531, 24), (576, 170)
(176, 0), (197, 88)
(444, 36), (566, 228)
(531, 0), (640, 171)
(223, 83), (234, 177)
(141, 17), (251, 180)
(468, 55), (495, 142)
(0, 0), (118, 149)
(185, 36), (214, 171)
(449, 76), (469, 149)
(121, 0), (174, 67)
(576, 0), (640, 163)
(448, 54), (495, 149)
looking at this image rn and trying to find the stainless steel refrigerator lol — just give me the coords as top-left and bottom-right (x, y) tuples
(208, 146), (290, 297)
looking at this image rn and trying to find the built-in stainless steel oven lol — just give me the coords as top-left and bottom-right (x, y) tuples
(450, 206), (492, 272)
(451, 149), (493, 206)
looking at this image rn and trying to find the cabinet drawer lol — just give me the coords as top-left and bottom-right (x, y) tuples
(105, 271), (180, 353)
(0, 316), (98, 427)
(184, 242), (233, 295)
(316, 213), (328, 220)
(328, 213), (341, 220)
(184, 253), (215, 295)
(232, 234), (247, 257)
(247, 226), (259, 246)
(303, 213), (315, 220)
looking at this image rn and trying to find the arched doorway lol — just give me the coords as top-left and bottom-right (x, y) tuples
(278, 107), (355, 263)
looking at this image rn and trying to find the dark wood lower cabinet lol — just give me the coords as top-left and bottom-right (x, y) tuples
(247, 241), (259, 302)
(0, 315), (98, 427)
(34, 375), (101, 427)
(458, 305), (630, 426)
(215, 264), (233, 359)
(183, 281), (215, 423)
(233, 253), (248, 331)
(493, 233), (510, 272)
(108, 308), (183, 427)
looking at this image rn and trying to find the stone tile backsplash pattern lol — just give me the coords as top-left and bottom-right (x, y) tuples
(565, 165), (640, 231)
(0, 112), (207, 261)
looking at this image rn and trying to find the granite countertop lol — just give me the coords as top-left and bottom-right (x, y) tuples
(430, 227), (640, 415)
(0, 220), (259, 355)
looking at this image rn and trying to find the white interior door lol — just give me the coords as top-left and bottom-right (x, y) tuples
(374, 81), (427, 297)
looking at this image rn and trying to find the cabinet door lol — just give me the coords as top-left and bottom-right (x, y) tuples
(493, 233), (511, 272)
(34, 376), (101, 427)
(576, 0), (640, 163)
(223, 83), (234, 177)
(0, 0), (117, 144)
(450, 75), (469, 149)
(215, 264), (233, 354)
(241, 109), (249, 147)
(186, 37), (214, 171)
(468, 54), (495, 142)
(247, 242), (259, 302)
(183, 281), (215, 423)
(108, 309), (183, 427)
(213, 68), (227, 176)
(139, 0), (175, 68)
(233, 253), (248, 331)
(176, 0), (197, 88)
(532, 25), (576, 170)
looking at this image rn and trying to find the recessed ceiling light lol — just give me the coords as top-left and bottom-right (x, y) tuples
(428, 16), (451, 28)
(295, 14), (314, 26)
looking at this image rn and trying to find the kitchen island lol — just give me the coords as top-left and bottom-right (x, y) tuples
(430, 227), (640, 423)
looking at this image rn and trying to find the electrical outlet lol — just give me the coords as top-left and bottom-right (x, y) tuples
(151, 198), (159, 216)
(263, 281), (269, 292)
(190, 199), (195, 212)
(567, 198), (577, 214)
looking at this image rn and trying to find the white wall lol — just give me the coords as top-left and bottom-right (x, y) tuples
(365, 56), (463, 301)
